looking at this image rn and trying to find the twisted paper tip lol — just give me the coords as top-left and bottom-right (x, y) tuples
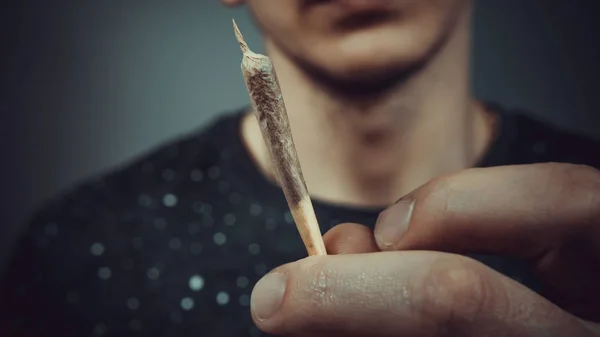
(232, 19), (250, 54)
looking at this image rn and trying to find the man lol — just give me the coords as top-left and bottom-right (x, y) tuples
(2, 0), (599, 336)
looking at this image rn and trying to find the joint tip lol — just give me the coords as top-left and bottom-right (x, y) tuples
(232, 19), (250, 54)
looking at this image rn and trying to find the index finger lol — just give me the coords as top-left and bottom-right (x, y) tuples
(374, 163), (600, 258)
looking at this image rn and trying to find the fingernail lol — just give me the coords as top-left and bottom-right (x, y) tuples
(251, 272), (287, 321)
(375, 199), (414, 248)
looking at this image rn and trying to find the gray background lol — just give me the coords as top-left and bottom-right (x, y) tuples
(2, 1), (599, 265)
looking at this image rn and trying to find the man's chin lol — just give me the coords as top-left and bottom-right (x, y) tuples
(296, 56), (426, 98)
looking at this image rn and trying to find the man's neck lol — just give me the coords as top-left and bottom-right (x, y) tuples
(241, 11), (493, 208)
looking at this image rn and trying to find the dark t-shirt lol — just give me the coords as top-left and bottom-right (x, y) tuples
(1, 106), (599, 337)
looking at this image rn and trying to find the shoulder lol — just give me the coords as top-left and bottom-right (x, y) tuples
(0, 111), (244, 336)
(39, 110), (241, 213)
(502, 108), (600, 169)
(20, 111), (241, 237)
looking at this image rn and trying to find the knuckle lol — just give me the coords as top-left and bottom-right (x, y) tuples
(578, 166), (600, 221)
(419, 256), (492, 333)
(553, 163), (600, 218)
(571, 163), (600, 191)
(532, 163), (600, 224)
(546, 162), (600, 187)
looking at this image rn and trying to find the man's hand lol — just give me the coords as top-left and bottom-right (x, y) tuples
(250, 163), (600, 337)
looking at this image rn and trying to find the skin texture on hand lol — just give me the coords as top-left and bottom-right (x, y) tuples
(374, 163), (600, 320)
(250, 163), (600, 337)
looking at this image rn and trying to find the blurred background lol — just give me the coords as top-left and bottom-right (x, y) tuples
(1, 0), (599, 268)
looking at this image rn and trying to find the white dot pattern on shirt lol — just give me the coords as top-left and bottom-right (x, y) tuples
(248, 243), (260, 255)
(213, 232), (227, 246)
(249, 204), (262, 216)
(98, 267), (111, 280)
(5, 122), (329, 337)
(168, 237), (182, 250)
(147, 268), (160, 280)
(180, 297), (194, 311)
(216, 292), (230, 305)
(224, 213), (236, 226)
(90, 243), (105, 256)
(189, 275), (205, 291)
(163, 193), (178, 207)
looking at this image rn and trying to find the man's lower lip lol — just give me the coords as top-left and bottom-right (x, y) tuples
(312, 0), (393, 11)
